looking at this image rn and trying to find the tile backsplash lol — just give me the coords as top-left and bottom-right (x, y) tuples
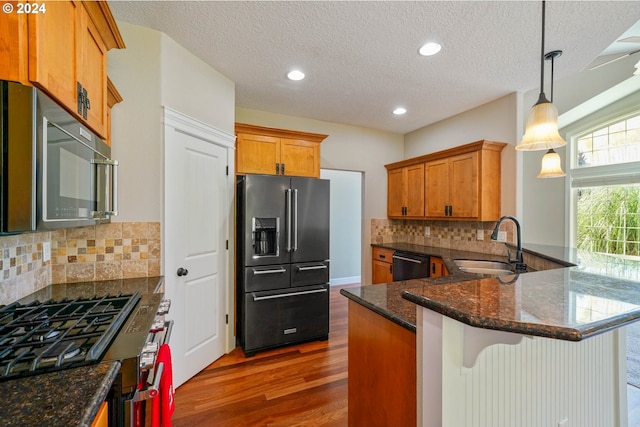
(371, 218), (515, 256)
(0, 222), (161, 305)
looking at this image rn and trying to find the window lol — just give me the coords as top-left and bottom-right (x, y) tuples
(575, 115), (640, 167)
(570, 110), (640, 260)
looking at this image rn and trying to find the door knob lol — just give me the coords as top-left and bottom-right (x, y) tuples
(177, 267), (189, 277)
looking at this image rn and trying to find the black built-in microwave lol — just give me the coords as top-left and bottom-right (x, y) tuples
(0, 80), (118, 233)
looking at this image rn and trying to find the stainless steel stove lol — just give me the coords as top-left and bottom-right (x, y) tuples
(0, 277), (171, 427)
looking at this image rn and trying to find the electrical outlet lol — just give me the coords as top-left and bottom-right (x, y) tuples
(424, 226), (430, 236)
(476, 229), (483, 240)
(497, 231), (507, 242)
(43, 242), (51, 263)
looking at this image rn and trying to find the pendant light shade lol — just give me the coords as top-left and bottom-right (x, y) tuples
(537, 148), (566, 178)
(517, 95), (566, 151)
(515, 1), (567, 151)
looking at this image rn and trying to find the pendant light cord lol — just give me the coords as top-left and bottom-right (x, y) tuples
(539, 0), (546, 97)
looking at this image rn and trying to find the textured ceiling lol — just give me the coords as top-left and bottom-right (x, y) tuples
(109, 1), (640, 134)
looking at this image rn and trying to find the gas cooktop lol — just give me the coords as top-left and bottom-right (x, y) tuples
(0, 293), (140, 381)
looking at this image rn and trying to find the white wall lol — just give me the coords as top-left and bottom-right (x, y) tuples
(108, 23), (163, 222)
(404, 93), (519, 217)
(235, 108), (404, 284)
(107, 22), (235, 223)
(321, 169), (362, 285)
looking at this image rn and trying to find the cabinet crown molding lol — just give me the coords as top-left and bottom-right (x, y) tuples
(385, 139), (507, 170)
(235, 123), (328, 143)
(82, 1), (126, 50)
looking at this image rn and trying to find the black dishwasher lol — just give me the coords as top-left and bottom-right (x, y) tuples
(392, 251), (430, 280)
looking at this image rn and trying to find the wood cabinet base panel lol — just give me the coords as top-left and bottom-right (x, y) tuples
(348, 300), (416, 427)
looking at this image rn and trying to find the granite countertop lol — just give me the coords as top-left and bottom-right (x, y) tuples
(340, 243), (640, 340)
(0, 276), (165, 426)
(0, 361), (120, 427)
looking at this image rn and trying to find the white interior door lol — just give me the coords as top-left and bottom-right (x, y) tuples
(163, 108), (234, 388)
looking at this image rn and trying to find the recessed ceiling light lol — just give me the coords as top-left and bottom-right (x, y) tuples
(393, 107), (407, 115)
(287, 70), (305, 81)
(419, 42), (442, 57)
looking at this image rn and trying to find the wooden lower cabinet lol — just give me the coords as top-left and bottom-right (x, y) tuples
(90, 401), (108, 427)
(372, 247), (394, 284)
(348, 300), (416, 427)
(429, 256), (449, 278)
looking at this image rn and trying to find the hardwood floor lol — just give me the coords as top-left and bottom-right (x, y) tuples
(172, 284), (357, 427)
(172, 283), (640, 427)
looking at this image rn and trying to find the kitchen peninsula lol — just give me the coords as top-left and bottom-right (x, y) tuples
(341, 243), (640, 427)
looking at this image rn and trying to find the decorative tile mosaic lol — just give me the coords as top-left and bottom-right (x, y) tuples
(51, 222), (161, 283)
(0, 222), (162, 305)
(0, 231), (51, 305)
(371, 218), (515, 256)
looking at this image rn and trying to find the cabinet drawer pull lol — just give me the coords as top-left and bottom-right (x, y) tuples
(253, 288), (327, 301)
(297, 265), (327, 271)
(252, 268), (287, 275)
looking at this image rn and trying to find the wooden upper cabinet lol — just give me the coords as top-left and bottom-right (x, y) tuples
(105, 77), (123, 147)
(387, 163), (424, 218)
(425, 151), (479, 219)
(386, 140), (506, 221)
(28, 1), (79, 111)
(236, 133), (281, 175)
(77, 5), (109, 137)
(1, 1), (124, 140)
(235, 123), (328, 178)
(0, 4), (28, 83)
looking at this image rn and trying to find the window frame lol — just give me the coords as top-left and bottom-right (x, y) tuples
(561, 90), (640, 250)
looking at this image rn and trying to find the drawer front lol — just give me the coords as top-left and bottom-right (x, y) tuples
(243, 284), (329, 353)
(373, 247), (394, 263)
(243, 265), (291, 292)
(291, 261), (329, 287)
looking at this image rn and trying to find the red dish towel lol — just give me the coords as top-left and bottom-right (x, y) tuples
(151, 344), (175, 427)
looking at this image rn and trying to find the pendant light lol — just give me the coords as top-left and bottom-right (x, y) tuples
(538, 149), (566, 178)
(538, 50), (566, 178)
(516, 1), (566, 151)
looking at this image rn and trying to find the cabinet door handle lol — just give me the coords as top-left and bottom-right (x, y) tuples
(379, 254), (386, 259)
(281, 163), (285, 175)
(389, 264), (392, 273)
(432, 263), (436, 274)
(276, 163), (280, 174)
(449, 205), (452, 216)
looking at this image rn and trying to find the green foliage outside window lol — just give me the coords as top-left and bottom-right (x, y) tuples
(576, 185), (640, 257)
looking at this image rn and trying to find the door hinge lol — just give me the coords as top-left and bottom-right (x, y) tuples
(225, 314), (229, 324)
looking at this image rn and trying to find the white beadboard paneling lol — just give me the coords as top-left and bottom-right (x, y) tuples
(419, 308), (626, 427)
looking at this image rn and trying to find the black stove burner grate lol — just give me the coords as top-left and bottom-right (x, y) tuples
(0, 292), (140, 381)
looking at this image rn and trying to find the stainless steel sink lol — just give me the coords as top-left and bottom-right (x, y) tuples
(453, 259), (515, 275)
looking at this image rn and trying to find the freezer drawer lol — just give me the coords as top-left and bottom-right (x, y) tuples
(242, 284), (329, 356)
(291, 261), (329, 287)
(243, 265), (291, 292)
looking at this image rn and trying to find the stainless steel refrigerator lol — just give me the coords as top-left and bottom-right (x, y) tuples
(236, 174), (330, 356)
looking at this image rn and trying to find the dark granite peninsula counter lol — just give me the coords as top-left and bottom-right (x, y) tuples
(0, 276), (165, 427)
(341, 243), (640, 427)
(0, 361), (121, 427)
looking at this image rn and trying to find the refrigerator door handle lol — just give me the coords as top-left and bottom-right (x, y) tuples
(286, 189), (292, 252)
(293, 188), (298, 251)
